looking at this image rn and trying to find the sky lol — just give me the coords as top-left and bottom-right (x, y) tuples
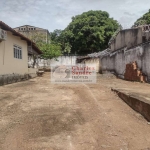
(0, 0), (150, 32)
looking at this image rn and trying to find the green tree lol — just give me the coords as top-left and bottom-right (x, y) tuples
(61, 10), (119, 55)
(134, 9), (150, 26)
(37, 43), (62, 60)
(63, 42), (72, 54)
(29, 32), (61, 60)
(50, 29), (62, 43)
(50, 30), (72, 54)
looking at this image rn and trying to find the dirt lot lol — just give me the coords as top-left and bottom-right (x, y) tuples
(1, 73), (150, 150)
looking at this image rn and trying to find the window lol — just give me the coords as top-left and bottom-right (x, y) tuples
(13, 45), (22, 59)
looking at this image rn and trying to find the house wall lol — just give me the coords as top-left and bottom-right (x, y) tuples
(110, 28), (143, 51)
(101, 44), (150, 81)
(0, 31), (28, 75)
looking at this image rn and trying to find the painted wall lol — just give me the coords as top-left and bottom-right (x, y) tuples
(38, 56), (77, 68)
(0, 31), (28, 75)
(101, 44), (150, 81)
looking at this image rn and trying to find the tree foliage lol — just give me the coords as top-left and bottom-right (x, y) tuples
(38, 43), (62, 59)
(134, 9), (150, 26)
(30, 32), (62, 59)
(50, 29), (71, 54)
(60, 10), (119, 55)
(50, 29), (62, 43)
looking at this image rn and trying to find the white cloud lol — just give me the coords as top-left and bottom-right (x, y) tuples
(0, 0), (150, 31)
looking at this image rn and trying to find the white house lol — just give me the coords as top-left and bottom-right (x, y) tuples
(0, 21), (42, 85)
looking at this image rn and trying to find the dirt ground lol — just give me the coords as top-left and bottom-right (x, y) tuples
(1, 73), (150, 150)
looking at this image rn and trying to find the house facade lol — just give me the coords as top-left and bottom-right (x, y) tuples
(13, 25), (50, 43)
(0, 30), (29, 75)
(0, 21), (42, 80)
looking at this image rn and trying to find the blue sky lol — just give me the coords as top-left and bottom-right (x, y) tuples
(0, 0), (150, 32)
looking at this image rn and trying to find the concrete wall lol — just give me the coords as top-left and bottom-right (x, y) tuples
(0, 31), (28, 75)
(110, 28), (143, 51)
(101, 43), (150, 81)
(28, 68), (38, 74)
(81, 58), (100, 73)
(0, 74), (29, 86)
(38, 56), (77, 68)
(28, 68), (38, 78)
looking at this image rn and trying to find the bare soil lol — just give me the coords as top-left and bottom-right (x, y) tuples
(0, 73), (150, 150)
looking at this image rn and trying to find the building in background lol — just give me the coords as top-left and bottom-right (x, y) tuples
(14, 25), (51, 44)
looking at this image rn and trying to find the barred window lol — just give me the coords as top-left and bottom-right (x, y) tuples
(13, 45), (22, 59)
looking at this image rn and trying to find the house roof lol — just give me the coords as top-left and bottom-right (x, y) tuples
(0, 21), (42, 55)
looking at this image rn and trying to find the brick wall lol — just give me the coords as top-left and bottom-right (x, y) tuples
(124, 62), (147, 82)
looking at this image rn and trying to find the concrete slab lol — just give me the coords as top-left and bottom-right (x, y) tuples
(112, 88), (150, 121)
